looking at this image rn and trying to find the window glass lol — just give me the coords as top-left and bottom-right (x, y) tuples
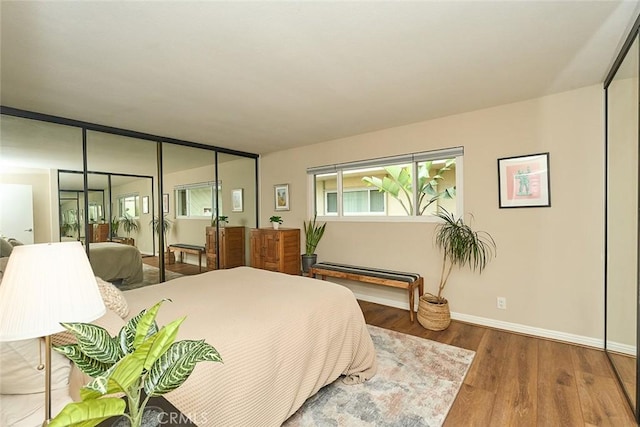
(358, 164), (412, 216)
(175, 183), (221, 219)
(315, 173), (338, 215)
(118, 194), (139, 218)
(416, 159), (457, 216)
(308, 149), (461, 221)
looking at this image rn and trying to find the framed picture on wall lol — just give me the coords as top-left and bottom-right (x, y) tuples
(274, 184), (290, 211)
(142, 196), (149, 214)
(162, 193), (169, 213)
(231, 188), (244, 212)
(497, 152), (551, 208)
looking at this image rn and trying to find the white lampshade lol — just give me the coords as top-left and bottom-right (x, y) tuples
(0, 242), (106, 341)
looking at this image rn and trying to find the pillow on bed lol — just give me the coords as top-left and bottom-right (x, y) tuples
(96, 277), (129, 318)
(0, 257), (9, 283)
(8, 238), (24, 247)
(0, 239), (13, 258)
(0, 338), (71, 395)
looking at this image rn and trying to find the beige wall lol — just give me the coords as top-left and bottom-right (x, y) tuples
(111, 179), (155, 256)
(260, 84), (605, 341)
(164, 158), (256, 265)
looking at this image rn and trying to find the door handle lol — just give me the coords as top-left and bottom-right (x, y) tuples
(24, 228), (33, 232)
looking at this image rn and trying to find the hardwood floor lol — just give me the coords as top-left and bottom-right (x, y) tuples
(134, 264), (636, 425)
(142, 256), (203, 275)
(358, 300), (638, 426)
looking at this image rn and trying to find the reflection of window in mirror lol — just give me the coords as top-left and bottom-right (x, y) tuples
(118, 193), (140, 218)
(175, 182), (222, 218)
(88, 204), (103, 222)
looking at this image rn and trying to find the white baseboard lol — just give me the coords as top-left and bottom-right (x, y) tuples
(353, 292), (605, 350)
(606, 341), (636, 356)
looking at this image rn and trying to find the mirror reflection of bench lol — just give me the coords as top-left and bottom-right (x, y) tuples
(168, 244), (205, 272)
(308, 262), (424, 321)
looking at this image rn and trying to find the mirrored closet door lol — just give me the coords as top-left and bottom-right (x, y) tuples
(1, 107), (259, 287)
(605, 22), (640, 422)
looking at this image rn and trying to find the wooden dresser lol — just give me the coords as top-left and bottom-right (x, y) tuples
(91, 223), (109, 242)
(250, 228), (300, 275)
(205, 226), (245, 270)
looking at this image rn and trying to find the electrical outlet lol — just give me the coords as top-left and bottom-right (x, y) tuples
(497, 297), (507, 310)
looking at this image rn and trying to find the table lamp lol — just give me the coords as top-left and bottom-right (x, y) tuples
(0, 242), (106, 425)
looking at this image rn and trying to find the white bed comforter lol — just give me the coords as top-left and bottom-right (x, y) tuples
(122, 267), (377, 426)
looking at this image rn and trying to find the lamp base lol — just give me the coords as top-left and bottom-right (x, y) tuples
(43, 335), (52, 426)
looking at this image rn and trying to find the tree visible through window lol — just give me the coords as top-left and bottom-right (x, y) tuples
(309, 148), (462, 221)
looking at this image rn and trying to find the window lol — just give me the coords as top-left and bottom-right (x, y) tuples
(325, 189), (385, 215)
(118, 194), (139, 218)
(309, 147), (463, 221)
(175, 182), (222, 219)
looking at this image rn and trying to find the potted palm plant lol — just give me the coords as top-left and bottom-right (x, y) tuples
(50, 300), (222, 427)
(150, 215), (174, 264)
(120, 214), (139, 246)
(302, 214), (326, 273)
(418, 208), (496, 331)
(110, 216), (121, 239)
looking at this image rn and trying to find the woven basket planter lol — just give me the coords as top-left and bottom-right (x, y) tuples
(417, 294), (451, 331)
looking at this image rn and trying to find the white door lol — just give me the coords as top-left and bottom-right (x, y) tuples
(0, 184), (34, 244)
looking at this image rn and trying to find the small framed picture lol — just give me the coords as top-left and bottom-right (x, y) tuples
(142, 196), (149, 214)
(231, 188), (244, 212)
(162, 193), (169, 213)
(498, 152), (551, 208)
(274, 184), (290, 211)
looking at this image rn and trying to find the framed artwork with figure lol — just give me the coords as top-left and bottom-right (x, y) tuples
(497, 152), (550, 208)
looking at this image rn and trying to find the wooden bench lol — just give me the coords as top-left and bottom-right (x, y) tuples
(308, 262), (424, 322)
(168, 244), (205, 272)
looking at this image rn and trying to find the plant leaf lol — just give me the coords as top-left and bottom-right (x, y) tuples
(81, 349), (148, 400)
(144, 340), (222, 396)
(54, 344), (112, 378)
(140, 317), (185, 371)
(60, 322), (122, 364)
(118, 309), (151, 354)
(49, 397), (126, 427)
(133, 300), (167, 349)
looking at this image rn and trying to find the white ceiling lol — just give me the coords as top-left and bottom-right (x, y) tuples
(1, 1), (639, 155)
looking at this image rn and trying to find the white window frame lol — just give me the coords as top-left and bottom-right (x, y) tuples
(307, 147), (464, 223)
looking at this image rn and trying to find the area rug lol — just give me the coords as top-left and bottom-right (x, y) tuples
(284, 325), (475, 427)
(117, 264), (184, 291)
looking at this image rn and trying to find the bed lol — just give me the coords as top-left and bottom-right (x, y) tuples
(121, 267), (377, 426)
(1, 267), (377, 426)
(88, 242), (143, 285)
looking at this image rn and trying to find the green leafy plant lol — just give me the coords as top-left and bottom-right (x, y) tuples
(304, 214), (326, 255)
(211, 215), (228, 226)
(50, 300), (222, 427)
(433, 208), (496, 302)
(60, 221), (71, 237)
(120, 214), (139, 238)
(361, 160), (456, 216)
(111, 217), (121, 237)
(150, 215), (172, 248)
(269, 216), (283, 224)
